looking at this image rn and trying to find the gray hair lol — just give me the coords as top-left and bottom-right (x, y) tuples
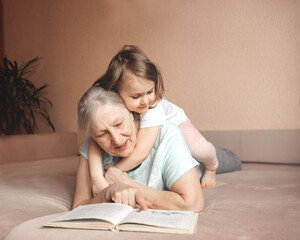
(77, 86), (125, 133)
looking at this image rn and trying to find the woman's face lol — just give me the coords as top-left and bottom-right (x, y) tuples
(90, 104), (137, 158)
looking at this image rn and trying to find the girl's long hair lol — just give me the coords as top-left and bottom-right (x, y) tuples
(93, 45), (164, 100)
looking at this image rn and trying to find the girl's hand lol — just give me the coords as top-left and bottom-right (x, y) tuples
(104, 164), (131, 185)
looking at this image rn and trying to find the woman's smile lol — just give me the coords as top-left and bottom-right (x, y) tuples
(114, 140), (128, 152)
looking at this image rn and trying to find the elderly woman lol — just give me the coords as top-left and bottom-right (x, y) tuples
(73, 86), (204, 212)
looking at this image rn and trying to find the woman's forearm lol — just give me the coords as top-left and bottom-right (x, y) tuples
(110, 167), (204, 212)
(130, 180), (204, 212)
(131, 183), (188, 210)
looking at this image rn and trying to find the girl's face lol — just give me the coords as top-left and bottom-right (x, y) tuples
(117, 73), (156, 114)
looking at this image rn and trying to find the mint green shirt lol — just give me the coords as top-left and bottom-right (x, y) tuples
(80, 122), (201, 190)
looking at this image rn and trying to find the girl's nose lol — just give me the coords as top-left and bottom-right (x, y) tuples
(141, 96), (149, 105)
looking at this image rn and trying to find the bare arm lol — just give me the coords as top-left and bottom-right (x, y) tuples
(88, 138), (108, 195)
(138, 168), (204, 211)
(72, 156), (150, 210)
(105, 165), (204, 212)
(115, 126), (160, 171)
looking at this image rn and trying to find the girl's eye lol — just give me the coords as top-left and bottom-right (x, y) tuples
(132, 96), (139, 99)
(147, 89), (154, 94)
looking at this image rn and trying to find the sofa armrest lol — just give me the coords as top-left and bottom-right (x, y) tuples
(0, 132), (78, 164)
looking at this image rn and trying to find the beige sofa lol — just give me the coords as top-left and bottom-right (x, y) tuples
(0, 131), (299, 240)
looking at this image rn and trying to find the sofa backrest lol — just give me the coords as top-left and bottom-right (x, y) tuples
(0, 132), (78, 164)
(202, 129), (300, 165)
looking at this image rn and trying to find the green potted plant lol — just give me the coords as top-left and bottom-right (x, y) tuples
(0, 56), (55, 135)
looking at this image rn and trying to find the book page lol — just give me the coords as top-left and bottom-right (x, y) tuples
(120, 209), (197, 230)
(51, 203), (133, 226)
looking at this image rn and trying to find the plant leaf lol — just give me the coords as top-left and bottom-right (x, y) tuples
(0, 56), (55, 134)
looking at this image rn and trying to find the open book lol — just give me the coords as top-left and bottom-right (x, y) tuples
(45, 203), (198, 234)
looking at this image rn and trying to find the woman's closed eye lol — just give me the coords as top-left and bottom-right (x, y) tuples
(97, 131), (106, 138)
(114, 122), (123, 128)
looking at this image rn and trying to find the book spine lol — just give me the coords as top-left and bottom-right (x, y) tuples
(111, 226), (118, 232)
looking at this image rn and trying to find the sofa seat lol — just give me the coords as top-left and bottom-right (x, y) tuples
(3, 162), (300, 240)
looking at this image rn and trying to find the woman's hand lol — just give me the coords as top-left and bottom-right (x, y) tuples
(103, 165), (152, 210)
(104, 164), (131, 185)
(104, 165), (152, 210)
(104, 182), (151, 210)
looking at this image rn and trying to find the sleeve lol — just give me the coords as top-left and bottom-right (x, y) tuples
(79, 137), (120, 167)
(79, 136), (90, 160)
(160, 124), (200, 189)
(140, 104), (166, 128)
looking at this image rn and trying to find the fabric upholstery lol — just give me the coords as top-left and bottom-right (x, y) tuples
(0, 156), (78, 240)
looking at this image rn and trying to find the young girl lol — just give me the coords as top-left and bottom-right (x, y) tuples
(88, 45), (219, 196)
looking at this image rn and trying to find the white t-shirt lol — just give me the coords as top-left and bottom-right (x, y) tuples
(140, 98), (187, 128)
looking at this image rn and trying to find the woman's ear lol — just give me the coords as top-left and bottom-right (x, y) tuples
(130, 112), (134, 121)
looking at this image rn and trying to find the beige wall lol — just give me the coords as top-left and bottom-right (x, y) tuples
(3, 0), (300, 134)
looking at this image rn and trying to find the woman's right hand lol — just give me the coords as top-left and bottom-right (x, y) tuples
(104, 182), (151, 210)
